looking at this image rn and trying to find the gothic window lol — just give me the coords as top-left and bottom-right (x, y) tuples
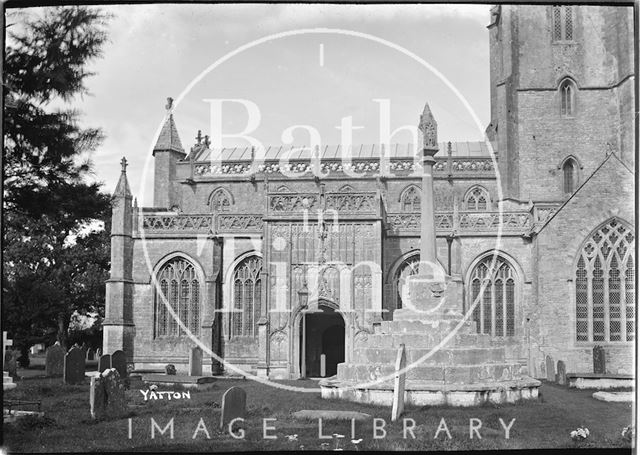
(210, 188), (233, 212)
(400, 186), (420, 212)
(575, 219), (635, 342)
(552, 5), (573, 41)
(231, 255), (263, 338)
(562, 157), (578, 193)
(469, 255), (517, 337)
(394, 255), (420, 310)
(154, 257), (201, 337)
(464, 186), (490, 211)
(560, 78), (577, 116)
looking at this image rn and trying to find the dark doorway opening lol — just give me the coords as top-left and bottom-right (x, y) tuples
(299, 305), (345, 378)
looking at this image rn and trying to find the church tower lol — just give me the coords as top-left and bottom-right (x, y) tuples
(103, 157), (135, 356)
(153, 97), (186, 208)
(487, 5), (634, 202)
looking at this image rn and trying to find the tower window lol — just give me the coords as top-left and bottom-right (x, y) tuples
(560, 78), (577, 116)
(552, 5), (574, 41)
(562, 158), (577, 193)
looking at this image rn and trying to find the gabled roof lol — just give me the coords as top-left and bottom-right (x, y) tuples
(153, 114), (184, 155)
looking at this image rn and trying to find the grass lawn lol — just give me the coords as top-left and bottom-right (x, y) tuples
(2, 377), (634, 452)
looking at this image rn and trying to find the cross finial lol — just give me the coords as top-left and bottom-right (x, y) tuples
(204, 135), (211, 148)
(195, 130), (203, 145)
(120, 156), (128, 173)
(165, 97), (174, 113)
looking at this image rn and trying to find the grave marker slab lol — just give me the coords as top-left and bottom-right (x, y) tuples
(98, 354), (112, 373)
(593, 345), (606, 374)
(556, 360), (566, 385)
(90, 368), (127, 419)
(189, 346), (203, 376)
(545, 355), (555, 382)
(86, 349), (95, 361)
(391, 344), (406, 422)
(45, 342), (65, 377)
(4, 350), (18, 378)
(220, 386), (247, 429)
(111, 350), (127, 378)
(63, 347), (85, 384)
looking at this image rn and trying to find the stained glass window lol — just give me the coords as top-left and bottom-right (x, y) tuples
(155, 257), (201, 337)
(469, 256), (517, 337)
(231, 256), (263, 338)
(575, 219), (635, 342)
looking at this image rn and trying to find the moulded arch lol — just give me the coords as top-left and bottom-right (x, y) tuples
(571, 217), (635, 272)
(208, 187), (234, 209)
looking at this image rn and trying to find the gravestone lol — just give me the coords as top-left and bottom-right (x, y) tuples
(189, 346), (203, 376)
(545, 355), (555, 382)
(45, 342), (65, 377)
(4, 350), (18, 378)
(220, 386), (247, 429)
(90, 368), (127, 419)
(98, 354), (112, 373)
(86, 349), (95, 361)
(320, 354), (326, 378)
(593, 345), (606, 374)
(111, 350), (127, 378)
(96, 348), (102, 358)
(63, 347), (85, 384)
(556, 360), (566, 385)
(391, 344), (406, 422)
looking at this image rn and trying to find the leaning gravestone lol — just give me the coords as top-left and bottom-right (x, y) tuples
(391, 344), (407, 422)
(189, 346), (203, 376)
(220, 386), (247, 429)
(90, 368), (127, 419)
(45, 342), (65, 377)
(556, 360), (566, 385)
(545, 355), (555, 382)
(98, 354), (112, 373)
(63, 347), (85, 384)
(593, 345), (606, 374)
(111, 350), (127, 378)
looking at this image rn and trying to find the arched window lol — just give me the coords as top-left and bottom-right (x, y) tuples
(210, 188), (233, 212)
(552, 5), (573, 41)
(154, 257), (201, 337)
(400, 186), (420, 212)
(575, 219), (635, 342)
(464, 186), (490, 211)
(394, 254), (420, 310)
(231, 255), (263, 338)
(560, 78), (577, 116)
(562, 157), (578, 193)
(468, 255), (517, 337)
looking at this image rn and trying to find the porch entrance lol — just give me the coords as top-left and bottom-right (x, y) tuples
(299, 304), (345, 378)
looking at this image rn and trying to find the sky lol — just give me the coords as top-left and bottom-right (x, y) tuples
(9, 3), (492, 206)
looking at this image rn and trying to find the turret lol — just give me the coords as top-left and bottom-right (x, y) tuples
(153, 97), (185, 208)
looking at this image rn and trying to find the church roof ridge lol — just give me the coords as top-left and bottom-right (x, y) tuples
(190, 141), (491, 162)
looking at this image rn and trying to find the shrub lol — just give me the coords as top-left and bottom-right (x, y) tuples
(165, 364), (176, 375)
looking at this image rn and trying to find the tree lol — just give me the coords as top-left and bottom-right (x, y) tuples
(2, 6), (112, 357)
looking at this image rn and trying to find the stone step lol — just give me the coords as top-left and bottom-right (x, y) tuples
(353, 346), (506, 365)
(359, 331), (495, 350)
(379, 318), (474, 335)
(337, 362), (522, 385)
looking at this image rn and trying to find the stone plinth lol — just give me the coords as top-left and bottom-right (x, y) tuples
(320, 277), (540, 407)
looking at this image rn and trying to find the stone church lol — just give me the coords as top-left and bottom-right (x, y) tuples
(104, 5), (635, 380)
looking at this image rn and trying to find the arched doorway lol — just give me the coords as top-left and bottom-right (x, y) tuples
(299, 302), (345, 378)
